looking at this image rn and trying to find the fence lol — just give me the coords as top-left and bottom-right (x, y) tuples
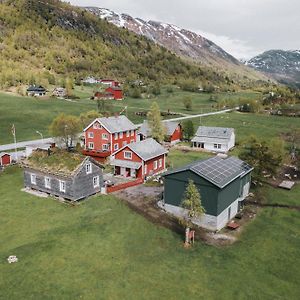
(106, 178), (143, 193)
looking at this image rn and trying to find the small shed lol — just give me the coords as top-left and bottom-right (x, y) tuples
(27, 85), (46, 97)
(0, 152), (12, 166)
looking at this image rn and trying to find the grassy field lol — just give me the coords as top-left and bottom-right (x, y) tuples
(0, 166), (299, 299)
(0, 87), (260, 144)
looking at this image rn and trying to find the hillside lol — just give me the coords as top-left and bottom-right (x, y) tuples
(85, 7), (266, 82)
(0, 0), (235, 89)
(247, 50), (300, 88)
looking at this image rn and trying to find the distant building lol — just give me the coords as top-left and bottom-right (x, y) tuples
(82, 77), (101, 84)
(83, 115), (138, 162)
(100, 79), (120, 87)
(0, 152), (12, 166)
(93, 91), (114, 100)
(191, 126), (235, 153)
(162, 156), (253, 230)
(138, 121), (182, 144)
(52, 87), (67, 98)
(27, 85), (46, 97)
(23, 152), (104, 201)
(105, 86), (123, 100)
(110, 138), (168, 179)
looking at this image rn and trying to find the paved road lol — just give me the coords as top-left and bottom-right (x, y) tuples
(0, 108), (236, 151)
(0, 138), (54, 152)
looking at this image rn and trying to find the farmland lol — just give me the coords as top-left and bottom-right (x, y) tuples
(0, 87), (263, 144)
(0, 166), (299, 299)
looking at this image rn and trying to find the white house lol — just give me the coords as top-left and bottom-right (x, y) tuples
(191, 126), (235, 153)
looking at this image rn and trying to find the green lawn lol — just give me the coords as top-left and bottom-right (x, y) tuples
(0, 88), (260, 144)
(0, 167), (299, 299)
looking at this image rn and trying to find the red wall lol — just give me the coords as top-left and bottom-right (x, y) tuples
(85, 121), (137, 154)
(170, 125), (182, 142)
(0, 154), (11, 165)
(106, 87), (123, 100)
(114, 146), (165, 178)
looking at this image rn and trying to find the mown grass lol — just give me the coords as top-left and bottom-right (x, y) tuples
(0, 167), (299, 299)
(0, 88), (260, 144)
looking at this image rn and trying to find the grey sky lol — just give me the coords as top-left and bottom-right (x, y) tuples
(65, 0), (300, 59)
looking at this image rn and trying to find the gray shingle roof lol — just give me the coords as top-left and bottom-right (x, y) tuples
(194, 126), (234, 140)
(164, 156), (253, 188)
(138, 121), (179, 137)
(97, 115), (137, 133)
(127, 138), (168, 161)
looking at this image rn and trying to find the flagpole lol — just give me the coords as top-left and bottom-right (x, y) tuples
(12, 124), (18, 162)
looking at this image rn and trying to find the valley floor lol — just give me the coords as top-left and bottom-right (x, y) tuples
(0, 166), (299, 300)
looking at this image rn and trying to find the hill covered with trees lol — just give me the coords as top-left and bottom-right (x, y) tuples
(0, 0), (266, 90)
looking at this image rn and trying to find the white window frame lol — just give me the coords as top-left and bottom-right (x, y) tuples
(119, 132), (123, 139)
(31, 173), (36, 185)
(88, 132), (94, 138)
(59, 180), (66, 193)
(214, 144), (221, 149)
(159, 158), (162, 168)
(102, 133), (109, 140)
(131, 130), (134, 136)
(154, 160), (158, 170)
(114, 133), (118, 140)
(126, 131), (130, 137)
(45, 177), (51, 189)
(93, 176), (100, 188)
(124, 151), (132, 160)
(102, 144), (109, 151)
(88, 142), (94, 149)
(86, 163), (92, 174)
(114, 143), (119, 151)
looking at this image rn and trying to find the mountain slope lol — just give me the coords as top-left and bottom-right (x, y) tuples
(85, 7), (266, 81)
(247, 50), (300, 88)
(0, 0), (229, 88)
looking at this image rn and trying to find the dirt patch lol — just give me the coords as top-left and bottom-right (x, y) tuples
(114, 185), (256, 247)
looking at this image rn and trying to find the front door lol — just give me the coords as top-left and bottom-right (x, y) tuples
(228, 206), (231, 221)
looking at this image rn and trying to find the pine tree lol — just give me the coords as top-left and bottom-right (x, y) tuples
(147, 101), (165, 143)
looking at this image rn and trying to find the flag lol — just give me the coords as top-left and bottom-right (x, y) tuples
(11, 124), (16, 137)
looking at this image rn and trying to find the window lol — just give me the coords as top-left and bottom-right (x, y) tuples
(154, 160), (158, 170)
(93, 122), (101, 129)
(45, 177), (51, 189)
(124, 151), (132, 159)
(114, 144), (119, 151)
(102, 133), (109, 140)
(88, 142), (94, 149)
(214, 144), (221, 149)
(131, 130), (134, 136)
(126, 131), (130, 137)
(159, 158), (163, 168)
(31, 174), (36, 185)
(93, 176), (100, 188)
(114, 133), (118, 140)
(102, 144), (109, 151)
(59, 180), (66, 193)
(119, 132), (123, 139)
(88, 132), (94, 138)
(86, 163), (92, 174)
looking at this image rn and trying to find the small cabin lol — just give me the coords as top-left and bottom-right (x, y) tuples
(0, 152), (12, 166)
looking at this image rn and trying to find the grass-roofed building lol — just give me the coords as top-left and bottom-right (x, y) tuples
(23, 149), (104, 201)
(161, 155), (253, 230)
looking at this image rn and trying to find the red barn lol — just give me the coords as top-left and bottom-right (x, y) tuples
(83, 115), (138, 162)
(93, 91), (114, 100)
(110, 138), (168, 179)
(138, 121), (182, 145)
(0, 152), (12, 166)
(105, 87), (123, 100)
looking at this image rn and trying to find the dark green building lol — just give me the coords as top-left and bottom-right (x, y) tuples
(162, 156), (253, 230)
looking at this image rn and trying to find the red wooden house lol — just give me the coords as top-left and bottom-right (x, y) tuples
(105, 86), (123, 100)
(138, 121), (183, 145)
(0, 152), (12, 166)
(83, 115), (138, 162)
(110, 138), (168, 179)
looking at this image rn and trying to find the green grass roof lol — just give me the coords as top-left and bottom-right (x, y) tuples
(25, 149), (85, 176)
